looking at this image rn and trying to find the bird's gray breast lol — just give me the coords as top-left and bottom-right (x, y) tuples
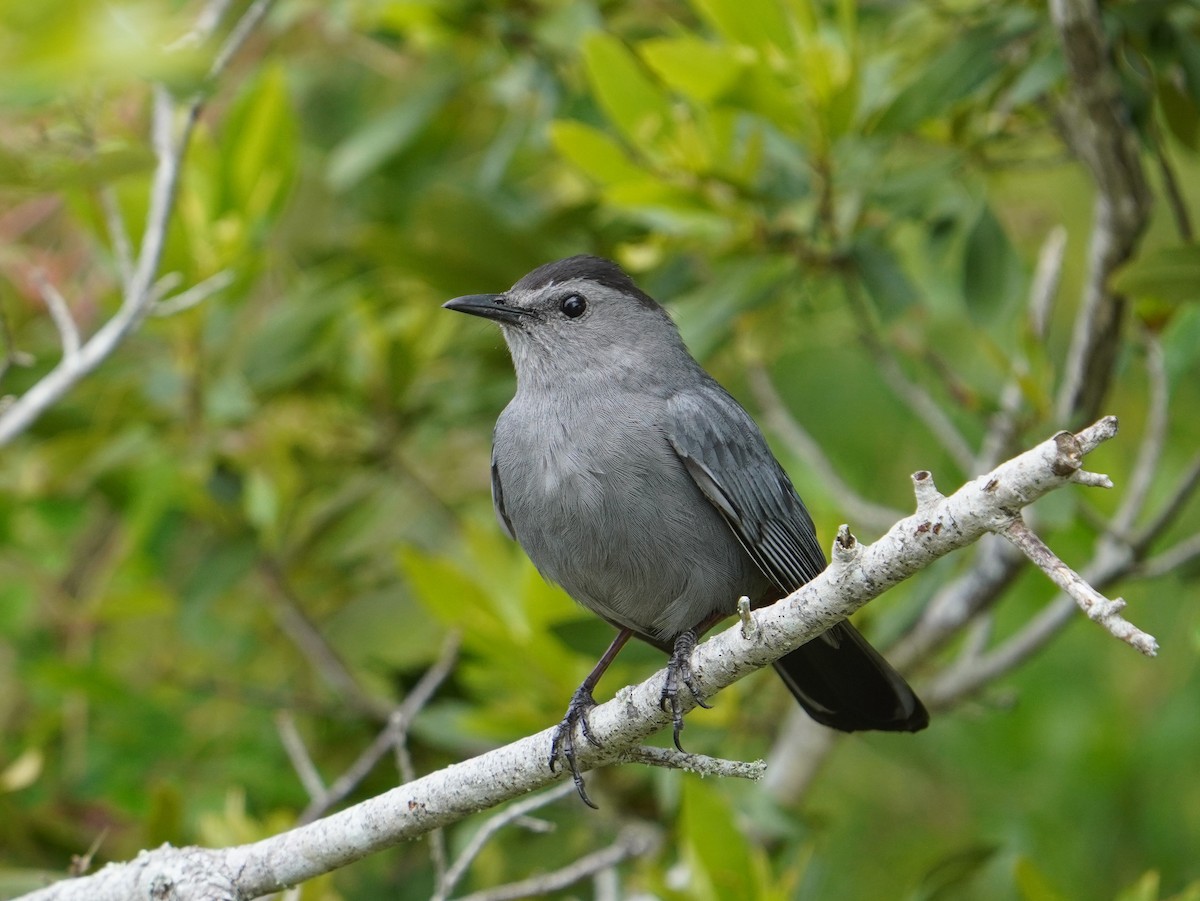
(492, 392), (767, 641)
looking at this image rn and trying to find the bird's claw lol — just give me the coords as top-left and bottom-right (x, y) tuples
(659, 630), (711, 751)
(549, 685), (601, 809)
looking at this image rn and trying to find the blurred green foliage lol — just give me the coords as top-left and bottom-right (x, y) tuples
(1, 0), (1199, 899)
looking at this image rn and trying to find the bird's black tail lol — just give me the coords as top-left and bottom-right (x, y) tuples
(773, 621), (928, 732)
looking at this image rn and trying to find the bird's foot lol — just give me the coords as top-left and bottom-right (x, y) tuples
(659, 629), (711, 751)
(549, 684), (602, 808)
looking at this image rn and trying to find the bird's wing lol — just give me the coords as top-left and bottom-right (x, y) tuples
(664, 382), (826, 592)
(490, 443), (516, 541)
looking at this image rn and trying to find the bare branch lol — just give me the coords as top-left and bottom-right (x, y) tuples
(434, 783), (577, 901)
(999, 518), (1157, 655)
(98, 188), (134, 289)
(209, 0), (274, 79)
(1050, 0), (1151, 423)
(30, 270), (81, 361)
(1109, 332), (1169, 538)
(16, 421), (1143, 901)
(450, 823), (661, 901)
(276, 712), (326, 800)
(297, 632), (460, 825)
(258, 559), (392, 722)
(1138, 532), (1200, 580)
(745, 360), (905, 533)
(153, 270), (235, 316)
(0, 1), (268, 446)
(617, 745), (766, 780)
(1132, 454), (1200, 552)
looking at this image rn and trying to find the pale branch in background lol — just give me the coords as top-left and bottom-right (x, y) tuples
(1050, 0), (1151, 424)
(450, 823), (661, 901)
(0, 0), (272, 447)
(14, 418), (1150, 901)
(745, 360), (904, 534)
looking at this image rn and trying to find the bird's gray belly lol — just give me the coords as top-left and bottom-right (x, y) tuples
(494, 412), (768, 641)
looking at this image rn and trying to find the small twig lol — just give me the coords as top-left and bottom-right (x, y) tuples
(449, 823), (661, 901)
(166, 0), (234, 50)
(296, 632), (459, 826)
(1150, 117), (1194, 242)
(745, 360), (905, 532)
(258, 559), (392, 722)
(1132, 454), (1200, 552)
(1137, 532), (1200, 580)
(844, 280), (977, 474)
(209, 0), (274, 79)
(1029, 225), (1068, 341)
(998, 518), (1157, 655)
(153, 269), (235, 316)
(99, 188), (135, 288)
(433, 783), (577, 901)
(31, 270), (81, 361)
(617, 745), (766, 780)
(275, 712), (326, 800)
(1109, 332), (1168, 539)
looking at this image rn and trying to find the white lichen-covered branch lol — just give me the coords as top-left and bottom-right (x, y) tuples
(15, 416), (1152, 901)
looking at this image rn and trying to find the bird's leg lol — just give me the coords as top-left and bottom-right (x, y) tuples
(549, 628), (632, 808)
(660, 628), (712, 751)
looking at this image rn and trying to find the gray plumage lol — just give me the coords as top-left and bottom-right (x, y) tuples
(444, 255), (926, 802)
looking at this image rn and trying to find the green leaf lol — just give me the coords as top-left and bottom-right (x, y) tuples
(582, 32), (672, 147)
(326, 74), (455, 192)
(911, 844), (999, 901)
(690, 0), (793, 52)
(221, 62), (298, 221)
(852, 234), (918, 319)
(681, 780), (756, 901)
(639, 35), (743, 103)
(549, 120), (643, 184)
(1014, 856), (1070, 901)
(872, 27), (1007, 134)
(1112, 244), (1200, 306)
(962, 203), (1023, 322)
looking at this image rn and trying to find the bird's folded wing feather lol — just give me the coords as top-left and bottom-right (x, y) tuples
(664, 384), (826, 592)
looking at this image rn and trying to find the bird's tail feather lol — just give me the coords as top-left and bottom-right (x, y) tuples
(772, 621), (929, 732)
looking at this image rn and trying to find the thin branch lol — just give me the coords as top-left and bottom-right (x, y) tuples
(1132, 453), (1200, 552)
(977, 227), (1068, 472)
(297, 632), (460, 825)
(844, 280), (977, 474)
(30, 270), (81, 361)
(1109, 332), (1168, 539)
(98, 188), (135, 289)
(616, 745), (766, 780)
(1050, 0), (1152, 424)
(450, 823), (661, 901)
(998, 518), (1157, 655)
(153, 269), (235, 316)
(745, 360), (905, 533)
(258, 559), (392, 722)
(433, 783), (577, 901)
(209, 0), (274, 79)
(15, 421), (1141, 901)
(275, 712), (326, 800)
(1137, 532), (1200, 580)
(0, 0), (270, 446)
(1150, 117), (1194, 243)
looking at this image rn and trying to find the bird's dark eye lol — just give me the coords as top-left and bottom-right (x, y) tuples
(560, 294), (587, 318)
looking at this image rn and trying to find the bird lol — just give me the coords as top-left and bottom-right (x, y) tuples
(444, 255), (927, 806)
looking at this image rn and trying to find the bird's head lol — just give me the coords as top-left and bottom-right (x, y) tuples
(443, 255), (687, 390)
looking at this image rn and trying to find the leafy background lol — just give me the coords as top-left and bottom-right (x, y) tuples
(1, 0), (1199, 899)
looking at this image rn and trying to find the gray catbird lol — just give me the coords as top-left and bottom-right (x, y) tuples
(445, 255), (927, 805)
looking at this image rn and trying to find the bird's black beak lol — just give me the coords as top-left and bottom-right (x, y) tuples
(443, 293), (532, 324)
